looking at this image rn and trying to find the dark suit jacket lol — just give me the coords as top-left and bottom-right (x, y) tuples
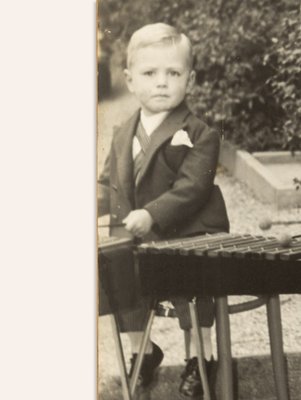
(98, 101), (229, 241)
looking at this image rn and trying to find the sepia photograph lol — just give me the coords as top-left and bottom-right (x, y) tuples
(97, 1), (301, 399)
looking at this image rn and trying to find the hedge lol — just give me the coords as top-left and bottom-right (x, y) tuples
(99, 0), (301, 152)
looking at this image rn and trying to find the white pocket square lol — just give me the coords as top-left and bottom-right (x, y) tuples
(170, 129), (193, 148)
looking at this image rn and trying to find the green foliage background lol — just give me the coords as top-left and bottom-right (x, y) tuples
(99, 0), (301, 152)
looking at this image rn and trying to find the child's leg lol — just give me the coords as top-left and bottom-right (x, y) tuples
(189, 327), (213, 360)
(117, 297), (154, 354)
(127, 332), (153, 354)
(171, 296), (214, 360)
(119, 300), (164, 388)
(174, 297), (214, 396)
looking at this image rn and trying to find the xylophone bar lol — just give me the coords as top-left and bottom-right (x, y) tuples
(137, 233), (301, 297)
(138, 232), (230, 255)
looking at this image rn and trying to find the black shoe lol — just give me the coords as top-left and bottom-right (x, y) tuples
(179, 357), (214, 398)
(129, 342), (164, 387)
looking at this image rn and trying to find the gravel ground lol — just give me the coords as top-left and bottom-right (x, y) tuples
(97, 66), (301, 398)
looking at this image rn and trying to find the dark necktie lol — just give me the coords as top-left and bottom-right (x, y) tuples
(133, 121), (151, 185)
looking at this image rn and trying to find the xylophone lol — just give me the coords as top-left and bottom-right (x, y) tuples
(98, 233), (301, 400)
(98, 236), (137, 316)
(137, 232), (301, 297)
(137, 232), (301, 400)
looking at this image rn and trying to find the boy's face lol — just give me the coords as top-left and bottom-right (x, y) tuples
(124, 43), (195, 116)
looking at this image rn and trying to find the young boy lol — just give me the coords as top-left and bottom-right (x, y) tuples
(98, 23), (229, 397)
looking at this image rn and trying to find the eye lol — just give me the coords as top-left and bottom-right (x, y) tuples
(169, 70), (181, 77)
(143, 71), (154, 76)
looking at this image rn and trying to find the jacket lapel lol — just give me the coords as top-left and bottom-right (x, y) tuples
(113, 109), (140, 204)
(136, 102), (190, 186)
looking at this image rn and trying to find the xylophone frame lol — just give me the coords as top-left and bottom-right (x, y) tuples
(137, 232), (300, 400)
(99, 232), (301, 400)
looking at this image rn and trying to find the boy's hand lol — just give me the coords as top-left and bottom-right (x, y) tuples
(123, 209), (154, 238)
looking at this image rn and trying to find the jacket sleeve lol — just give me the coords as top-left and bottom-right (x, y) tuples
(144, 123), (220, 231)
(97, 152), (111, 216)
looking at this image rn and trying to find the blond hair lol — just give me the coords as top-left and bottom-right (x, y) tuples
(126, 23), (193, 69)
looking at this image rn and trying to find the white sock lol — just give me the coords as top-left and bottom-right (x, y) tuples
(127, 332), (153, 354)
(189, 327), (213, 361)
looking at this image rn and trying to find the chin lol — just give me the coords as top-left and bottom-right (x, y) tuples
(154, 108), (170, 114)
(152, 103), (173, 112)
(145, 106), (167, 114)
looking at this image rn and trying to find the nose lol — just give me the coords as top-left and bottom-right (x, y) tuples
(156, 72), (167, 87)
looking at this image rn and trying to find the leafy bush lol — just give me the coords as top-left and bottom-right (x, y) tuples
(99, 0), (301, 151)
(264, 11), (301, 154)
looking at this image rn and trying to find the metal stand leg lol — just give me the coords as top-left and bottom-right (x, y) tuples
(110, 305), (157, 399)
(184, 330), (190, 359)
(266, 295), (290, 400)
(110, 314), (132, 400)
(130, 308), (156, 396)
(189, 300), (211, 400)
(215, 296), (234, 400)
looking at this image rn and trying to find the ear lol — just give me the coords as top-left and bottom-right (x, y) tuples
(186, 70), (196, 93)
(124, 69), (134, 93)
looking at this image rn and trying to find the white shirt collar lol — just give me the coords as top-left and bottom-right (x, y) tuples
(140, 110), (169, 136)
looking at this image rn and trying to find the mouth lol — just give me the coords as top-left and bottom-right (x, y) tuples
(152, 94), (169, 98)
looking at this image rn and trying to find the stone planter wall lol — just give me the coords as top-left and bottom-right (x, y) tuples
(219, 140), (301, 210)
